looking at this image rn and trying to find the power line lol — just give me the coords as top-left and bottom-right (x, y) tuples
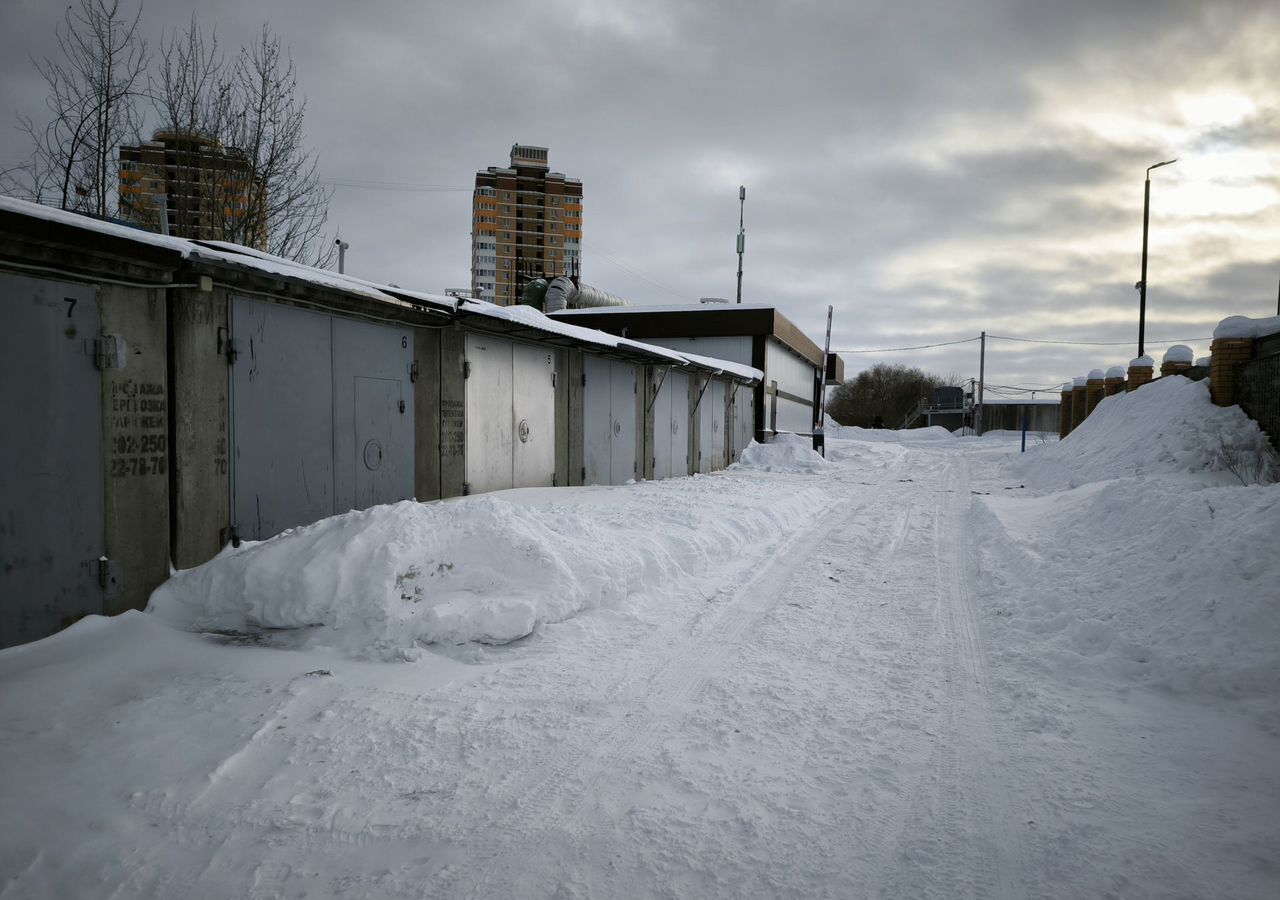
(324, 178), (472, 193)
(580, 239), (694, 303)
(988, 333), (1210, 347)
(831, 336), (982, 354)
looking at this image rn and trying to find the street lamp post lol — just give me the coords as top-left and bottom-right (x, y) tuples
(1136, 159), (1176, 357)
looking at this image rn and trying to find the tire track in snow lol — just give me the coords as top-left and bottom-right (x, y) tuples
(446, 479), (855, 900)
(870, 450), (1027, 900)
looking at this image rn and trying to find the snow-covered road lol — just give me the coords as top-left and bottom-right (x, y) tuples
(3, 383), (1278, 900)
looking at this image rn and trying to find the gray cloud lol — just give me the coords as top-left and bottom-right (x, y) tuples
(3, 0), (1278, 391)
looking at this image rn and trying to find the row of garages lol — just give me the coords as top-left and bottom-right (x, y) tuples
(0, 198), (837, 648)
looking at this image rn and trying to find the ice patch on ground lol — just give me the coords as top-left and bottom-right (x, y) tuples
(1010, 376), (1278, 490)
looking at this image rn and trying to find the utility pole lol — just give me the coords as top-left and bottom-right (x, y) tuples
(735, 185), (745, 304)
(976, 331), (986, 437)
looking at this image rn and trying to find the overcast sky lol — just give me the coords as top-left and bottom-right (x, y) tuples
(5, 0), (1280, 394)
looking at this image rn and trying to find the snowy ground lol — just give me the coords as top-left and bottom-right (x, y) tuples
(2, 378), (1278, 899)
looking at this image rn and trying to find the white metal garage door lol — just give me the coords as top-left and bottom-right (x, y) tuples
(464, 334), (556, 494)
(583, 357), (637, 485)
(652, 370), (690, 480)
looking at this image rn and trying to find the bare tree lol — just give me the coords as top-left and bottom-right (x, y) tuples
(827, 363), (955, 428)
(222, 27), (333, 264)
(146, 15), (232, 235)
(11, 0), (148, 215)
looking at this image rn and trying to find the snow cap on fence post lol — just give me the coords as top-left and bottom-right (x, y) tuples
(1104, 366), (1126, 397)
(1210, 317), (1266, 407)
(1161, 344), (1195, 378)
(1059, 382), (1074, 438)
(1127, 355), (1155, 391)
(1085, 369), (1106, 418)
(1071, 375), (1088, 431)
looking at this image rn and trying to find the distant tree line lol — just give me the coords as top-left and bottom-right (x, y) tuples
(827, 363), (961, 429)
(3, 0), (332, 264)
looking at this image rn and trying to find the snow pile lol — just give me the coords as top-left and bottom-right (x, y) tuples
(734, 433), (829, 472)
(1214, 314), (1280, 340)
(823, 424), (954, 443)
(1163, 344), (1194, 364)
(149, 481), (823, 657)
(975, 480), (1280, 707)
(1012, 376), (1278, 490)
(978, 373), (1280, 729)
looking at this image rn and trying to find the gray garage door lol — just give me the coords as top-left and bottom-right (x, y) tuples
(583, 357), (637, 485)
(651, 369), (690, 480)
(230, 297), (413, 541)
(0, 274), (104, 647)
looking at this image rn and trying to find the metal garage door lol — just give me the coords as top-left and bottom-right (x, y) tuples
(730, 384), (755, 462)
(231, 298), (334, 539)
(512, 342), (555, 488)
(230, 297), (414, 541)
(583, 357), (637, 485)
(707, 379), (727, 470)
(464, 335), (556, 494)
(0, 274), (104, 647)
(695, 376), (715, 474)
(652, 369), (690, 480)
(332, 317), (413, 511)
(464, 334), (514, 495)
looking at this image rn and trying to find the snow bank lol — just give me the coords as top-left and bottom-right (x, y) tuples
(974, 475), (1280, 723)
(1163, 344), (1194, 363)
(1012, 376), (1278, 490)
(824, 424), (955, 443)
(1214, 314), (1280, 340)
(734, 433), (829, 472)
(149, 480), (824, 658)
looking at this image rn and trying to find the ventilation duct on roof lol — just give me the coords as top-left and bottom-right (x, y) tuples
(543, 277), (629, 312)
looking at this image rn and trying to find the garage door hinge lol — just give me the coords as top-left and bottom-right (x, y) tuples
(580, 466), (586, 481)
(409, 360), (419, 383)
(462, 482), (471, 495)
(580, 371), (586, 386)
(463, 361), (471, 379)
(399, 400), (406, 414)
(98, 556), (123, 599)
(552, 372), (558, 388)
(552, 473), (558, 487)
(93, 335), (127, 370)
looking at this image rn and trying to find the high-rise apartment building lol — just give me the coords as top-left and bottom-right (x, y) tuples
(119, 130), (265, 249)
(472, 144), (582, 305)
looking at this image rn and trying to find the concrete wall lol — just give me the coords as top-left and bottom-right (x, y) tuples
(99, 284), (171, 615)
(169, 286), (230, 569)
(414, 326), (443, 501)
(439, 325), (467, 497)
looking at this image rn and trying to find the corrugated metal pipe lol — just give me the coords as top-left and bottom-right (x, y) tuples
(543, 276), (629, 312)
